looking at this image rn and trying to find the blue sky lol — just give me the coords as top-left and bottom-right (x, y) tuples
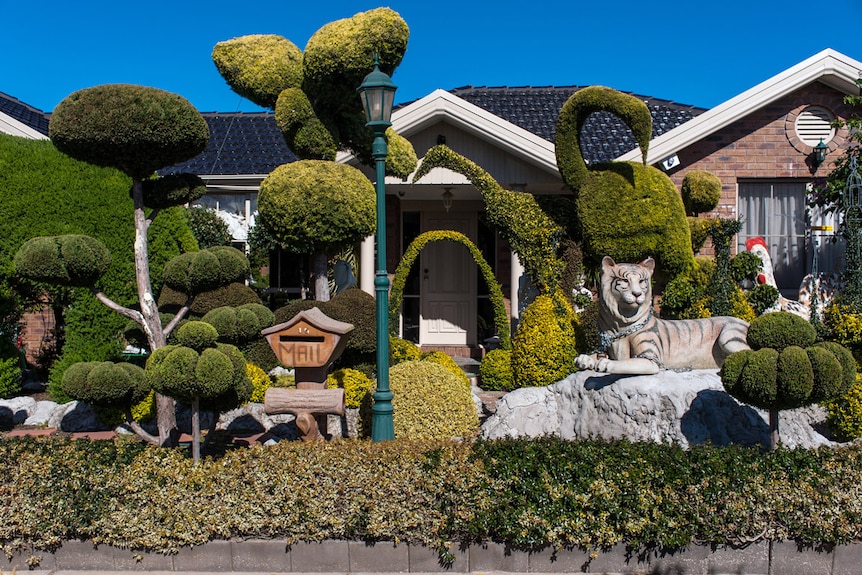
(3, 1), (861, 114)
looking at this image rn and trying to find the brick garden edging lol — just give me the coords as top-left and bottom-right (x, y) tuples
(4, 538), (862, 574)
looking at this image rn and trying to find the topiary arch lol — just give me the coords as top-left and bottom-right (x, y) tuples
(389, 230), (511, 350)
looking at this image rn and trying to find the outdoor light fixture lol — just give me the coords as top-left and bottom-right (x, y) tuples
(813, 138), (828, 169)
(357, 54), (396, 442)
(442, 188), (453, 212)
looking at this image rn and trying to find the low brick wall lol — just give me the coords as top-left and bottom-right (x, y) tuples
(5, 538), (861, 574)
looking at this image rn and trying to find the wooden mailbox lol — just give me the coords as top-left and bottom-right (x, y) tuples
(261, 307), (354, 441)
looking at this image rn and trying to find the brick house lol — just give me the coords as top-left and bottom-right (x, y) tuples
(3, 48), (861, 361)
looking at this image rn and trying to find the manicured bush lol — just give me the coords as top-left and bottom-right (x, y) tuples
(141, 173), (207, 211)
(479, 348), (513, 391)
(511, 292), (577, 388)
(746, 284), (780, 316)
(420, 350), (470, 388)
(681, 170), (722, 215)
(390, 336), (422, 365)
(747, 312), (817, 351)
(327, 367), (372, 409)
(15, 235), (111, 288)
(246, 362), (273, 404)
(386, 360), (479, 440)
(61, 361), (150, 407)
(159, 282), (263, 317)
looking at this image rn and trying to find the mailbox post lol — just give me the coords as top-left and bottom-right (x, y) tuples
(261, 307), (354, 440)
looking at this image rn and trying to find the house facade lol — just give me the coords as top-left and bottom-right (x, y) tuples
(4, 49), (862, 361)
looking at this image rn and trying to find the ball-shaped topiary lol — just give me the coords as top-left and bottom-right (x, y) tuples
(327, 367), (373, 409)
(175, 321), (219, 352)
(49, 84), (209, 181)
(386, 360), (479, 440)
(140, 173), (207, 210)
(420, 350), (470, 388)
(162, 246), (249, 295)
(720, 348), (779, 407)
(775, 346), (814, 409)
(681, 170), (722, 215)
(747, 312), (817, 351)
(511, 292), (577, 388)
(61, 361), (150, 407)
(15, 234), (111, 287)
(479, 348), (513, 392)
(212, 34), (304, 109)
(201, 306), (262, 344)
(258, 160), (375, 254)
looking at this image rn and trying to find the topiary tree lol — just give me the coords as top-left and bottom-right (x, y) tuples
(145, 321), (251, 462)
(257, 160), (375, 301)
(555, 86), (694, 282)
(511, 291), (578, 388)
(24, 83), (216, 447)
(60, 360), (151, 433)
(384, 360), (479, 440)
(720, 311), (856, 449)
(479, 348), (513, 392)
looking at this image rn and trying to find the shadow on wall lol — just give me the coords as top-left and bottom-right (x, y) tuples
(681, 389), (771, 449)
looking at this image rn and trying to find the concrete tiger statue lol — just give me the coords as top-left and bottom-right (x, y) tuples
(575, 257), (750, 375)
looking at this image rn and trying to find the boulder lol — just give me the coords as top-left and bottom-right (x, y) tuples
(481, 369), (834, 449)
(24, 400), (59, 426)
(48, 401), (112, 432)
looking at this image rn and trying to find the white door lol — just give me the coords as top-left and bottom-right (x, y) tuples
(419, 212), (477, 346)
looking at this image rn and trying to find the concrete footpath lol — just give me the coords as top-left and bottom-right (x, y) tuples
(4, 538), (862, 575)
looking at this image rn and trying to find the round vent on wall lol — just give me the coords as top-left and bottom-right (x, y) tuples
(795, 105), (836, 146)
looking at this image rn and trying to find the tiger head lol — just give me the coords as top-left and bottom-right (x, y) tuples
(599, 256), (655, 327)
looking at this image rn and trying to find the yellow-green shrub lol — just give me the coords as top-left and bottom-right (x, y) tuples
(327, 368), (372, 409)
(511, 292), (577, 388)
(827, 373), (862, 441)
(386, 360), (479, 440)
(479, 348), (512, 391)
(390, 336), (422, 365)
(247, 363), (273, 404)
(420, 350), (469, 388)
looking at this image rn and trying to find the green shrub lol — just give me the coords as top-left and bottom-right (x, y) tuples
(327, 367), (372, 409)
(479, 348), (512, 391)
(731, 251), (764, 283)
(0, 356), (22, 398)
(201, 306), (261, 344)
(823, 302), (862, 358)
(511, 292), (577, 388)
(775, 346), (814, 409)
(175, 321), (219, 352)
(141, 173), (207, 211)
(15, 234), (111, 287)
(386, 360), (479, 440)
(746, 284), (780, 316)
(826, 373), (862, 440)
(420, 350), (469, 388)
(806, 345), (844, 402)
(390, 336), (422, 365)
(688, 216), (714, 252)
(747, 312), (817, 351)
(61, 361), (150, 407)
(187, 205), (231, 249)
(246, 362), (273, 404)
(681, 170), (722, 214)
(720, 348), (778, 407)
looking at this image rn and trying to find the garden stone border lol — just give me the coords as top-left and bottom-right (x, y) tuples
(4, 538), (858, 574)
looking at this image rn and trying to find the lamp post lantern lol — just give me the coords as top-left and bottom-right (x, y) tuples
(357, 54), (397, 441)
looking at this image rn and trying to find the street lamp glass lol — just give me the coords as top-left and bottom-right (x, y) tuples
(357, 55), (397, 126)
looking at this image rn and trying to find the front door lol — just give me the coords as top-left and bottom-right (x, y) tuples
(419, 211), (477, 346)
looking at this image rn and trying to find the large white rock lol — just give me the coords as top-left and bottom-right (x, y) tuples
(481, 369), (835, 449)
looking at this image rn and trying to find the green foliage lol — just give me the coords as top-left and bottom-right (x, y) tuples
(775, 346), (814, 409)
(390, 336), (422, 365)
(187, 206), (231, 249)
(747, 312), (817, 351)
(0, 356), (22, 399)
(274, 87), (337, 160)
(681, 170), (722, 214)
(511, 292), (577, 388)
(49, 84), (209, 180)
(327, 367), (372, 409)
(721, 348), (778, 407)
(15, 235), (111, 288)
(385, 360), (479, 440)
(413, 146), (564, 293)
(258, 160), (375, 254)
(420, 350), (470, 388)
(141, 173), (207, 210)
(730, 251), (763, 283)
(175, 321), (219, 352)
(212, 34), (304, 109)
(746, 284), (780, 316)
(479, 348), (513, 391)
(687, 216), (714, 252)
(707, 218), (742, 316)
(247, 362), (274, 404)
(201, 306), (263, 344)
(162, 246), (249, 295)
(160, 282), (262, 317)
(823, 302), (862, 357)
(61, 361), (149, 407)
(389, 229), (511, 348)
(826, 374), (862, 441)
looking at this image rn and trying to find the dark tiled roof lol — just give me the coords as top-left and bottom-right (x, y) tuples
(449, 85), (706, 164)
(163, 113), (296, 176)
(0, 91), (50, 136)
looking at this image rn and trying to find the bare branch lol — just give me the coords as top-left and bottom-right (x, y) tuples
(163, 299), (193, 338)
(90, 287), (144, 324)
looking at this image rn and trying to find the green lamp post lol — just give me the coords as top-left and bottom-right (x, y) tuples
(357, 54), (397, 441)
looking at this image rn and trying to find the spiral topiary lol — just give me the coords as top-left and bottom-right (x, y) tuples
(385, 360), (479, 440)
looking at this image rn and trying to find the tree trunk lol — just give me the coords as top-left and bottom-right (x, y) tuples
(312, 250), (330, 302)
(131, 180), (177, 447)
(768, 408), (780, 451)
(191, 397), (200, 463)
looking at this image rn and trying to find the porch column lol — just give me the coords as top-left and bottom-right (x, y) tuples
(360, 235), (375, 296)
(510, 252), (524, 329)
